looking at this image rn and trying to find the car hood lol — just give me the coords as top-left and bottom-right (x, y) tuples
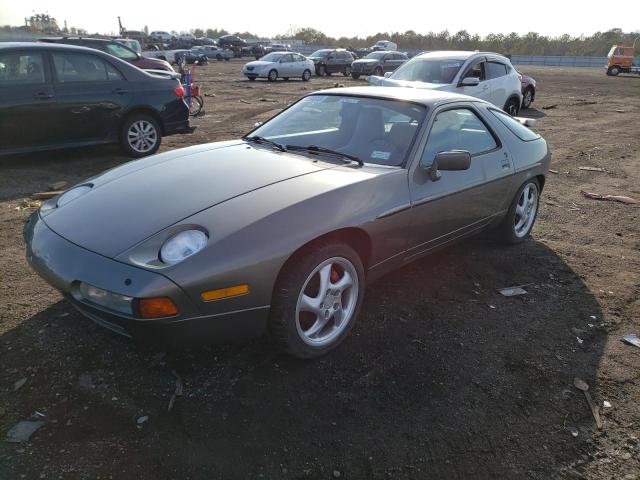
(43, 142), (333, 258)
(244, 60), (275, 69)
(368, 76), (452, 90)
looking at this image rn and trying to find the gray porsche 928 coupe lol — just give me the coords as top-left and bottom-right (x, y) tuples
(25, 86), (549, 358)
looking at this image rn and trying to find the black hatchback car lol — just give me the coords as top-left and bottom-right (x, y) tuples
(350, 51), (408, 79)
(308, 49), (355, 76)
(0, 43), (192, 157)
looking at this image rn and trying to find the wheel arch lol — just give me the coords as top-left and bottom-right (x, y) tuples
(272, 227), (373, 298)
(121, 107), (165, 136)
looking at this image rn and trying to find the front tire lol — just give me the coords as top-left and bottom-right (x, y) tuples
(504, 97), (520, 116)
(316, 64), (326, 76)
(267, 69), (278, 82)
(497, 179), (540, 244)
(522, 87), (534, 109)
(216, 54), (223, 61)
(374, 66), (383, 76)
(120, 114), (161, 158)
(269, 242), (365, 359)
(351, 73), (360, 80)
(343, 66), (351, 77)
(607, 66), (620, 76)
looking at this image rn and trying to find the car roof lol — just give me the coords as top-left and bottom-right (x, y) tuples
(0, 41), (110, 52)
(39, 36), (113, 44)
(312, 86), (486, 108)
(414, 50), (506, 61)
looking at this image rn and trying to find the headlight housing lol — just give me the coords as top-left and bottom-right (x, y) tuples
(57, 185), (92, 207)
(160, 229), (208, 265)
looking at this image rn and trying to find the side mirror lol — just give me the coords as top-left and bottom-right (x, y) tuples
(460, 77), (480, 87)
(254, 121), (263, 127)
(383, 71), (392, 78)
(424, 150), (471, 181)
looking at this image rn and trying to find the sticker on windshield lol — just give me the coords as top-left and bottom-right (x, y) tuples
(371, 151), (391, 160)
(339, 98), (360, 104)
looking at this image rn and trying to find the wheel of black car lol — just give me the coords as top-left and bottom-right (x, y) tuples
(374, 66), (383, 76)
(607, 66), (620, 76)
(120, 114), (161, 158)
(224, 57), (230, 61)
(302, 69), (311, 81)
(269, 242), (365, 359)
(497, 179), (540, 244)
(216, 54), (223, 61)
(343, 66), (351, 77)
(522, 87), (534, 109)
(504, 97), (520, 116)
(351, 73), (360, 80)
(267, 69), (278, 82)
(317, 64), (326, 76)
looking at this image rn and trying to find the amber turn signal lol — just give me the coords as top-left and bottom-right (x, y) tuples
(138, 297), (178, 318)
(201, 284), (249, 302)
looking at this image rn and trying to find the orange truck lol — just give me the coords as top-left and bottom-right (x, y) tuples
(606, 38), (640, 76)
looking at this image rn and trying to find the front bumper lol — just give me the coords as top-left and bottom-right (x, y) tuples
(24, 213), (268, 347)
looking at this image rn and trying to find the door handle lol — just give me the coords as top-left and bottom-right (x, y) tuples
(112, 88), (129, 95)
(33, 92), (53, 100)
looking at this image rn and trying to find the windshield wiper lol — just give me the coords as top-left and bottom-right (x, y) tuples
(242, 135), (287, 152)
(285, 144), (363, 167)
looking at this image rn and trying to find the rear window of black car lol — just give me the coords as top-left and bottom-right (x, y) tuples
(52, 53), (123, 83)
(489, 108), (540, 141)
(0, 52), (46, 85)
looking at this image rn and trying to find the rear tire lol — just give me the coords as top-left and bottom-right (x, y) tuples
(317, 64), (326, 76)
(374, 66), (383, 76)
(216, 54), (223, 61)
(496, 179), (540, 244)
(269, 241), (365, 359)
(343, 66), (351, 77)
(302, 69), (311, 81)
(351, 73), (360, 79)
(120, 114), (161, 158)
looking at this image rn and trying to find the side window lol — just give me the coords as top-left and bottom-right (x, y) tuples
(420, 108), (498, 165)
(464, 61), (485, 81)
(52, 53), (123, 83)
(104, 43), (138, 61)
(486, 61), (508, 79)
(281, 54), (293, 63)
(0, 52), (46, 85)
(489, 108), (540, 141)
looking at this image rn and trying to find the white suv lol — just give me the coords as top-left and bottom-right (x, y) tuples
(370, 51), (522, 115)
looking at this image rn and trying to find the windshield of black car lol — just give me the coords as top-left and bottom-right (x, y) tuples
(365, 52), (387, 60)
(250, 95), (426, 167)
(260, 52), (285, 62)
(391, 58), (464, 84)
(105, 43), (138, 61)
(310, 49), (331, 58)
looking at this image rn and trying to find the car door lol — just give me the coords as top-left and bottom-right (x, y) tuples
(50, 51), (133, 143)
(406, 103), (513, 256)
(279, 54), (294, 77)
(0, 49), (60, 152)
(484, 59), (509, 107)
(457, 58), (492, 103)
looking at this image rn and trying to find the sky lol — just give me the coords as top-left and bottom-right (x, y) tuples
(1, 0), (639, 39)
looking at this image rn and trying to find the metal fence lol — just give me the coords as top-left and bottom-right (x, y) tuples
(510, 55), (606, 68)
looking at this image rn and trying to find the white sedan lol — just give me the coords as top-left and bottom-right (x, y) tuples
(243, 52), (314, 82)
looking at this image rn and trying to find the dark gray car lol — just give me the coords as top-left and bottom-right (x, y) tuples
(308, 48), (355, 76)
(351, 51), (408, 79)
(25, 87), (549, 359)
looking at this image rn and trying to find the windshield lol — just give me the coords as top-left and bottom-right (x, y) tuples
(250, 95), (426, 166)
(391, 58), (464, 84)
(260, 52), (284, 62)
(105, 43), (138, 61)
(365, 52), (387, 60)
(310, 49), (331, 58)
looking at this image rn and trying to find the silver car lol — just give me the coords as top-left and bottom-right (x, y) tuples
(243, 52), (314, 82)
(25, 87), (549, 358)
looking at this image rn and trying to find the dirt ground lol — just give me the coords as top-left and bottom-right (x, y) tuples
(1, 61), (639, 479)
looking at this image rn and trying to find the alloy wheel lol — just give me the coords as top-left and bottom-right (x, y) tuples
(514, 182), (539, 238)
(295, 257), (359, 347)
(127, 120), (158, 154)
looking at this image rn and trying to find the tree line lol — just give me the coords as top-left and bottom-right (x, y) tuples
(193, 27), (638, 56)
